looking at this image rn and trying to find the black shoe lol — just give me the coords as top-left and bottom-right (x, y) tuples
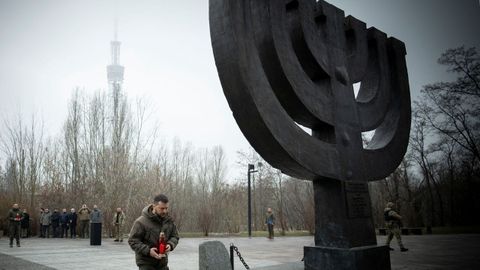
(10, 244), (13, 248)
(114, 239), (119, 242)
(400, 248), (408, 252)
(388, 247), (394, 251)
(120, 239), (123, 242)
(17, 243), (21, 247)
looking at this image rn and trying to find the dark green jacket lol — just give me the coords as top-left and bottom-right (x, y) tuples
(8, 208), (23, 225)
(128, 205), (179, 267)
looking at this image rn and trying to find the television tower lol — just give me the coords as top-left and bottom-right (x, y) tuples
(107, 18), (124, 151)
(107, 18), (124, 92)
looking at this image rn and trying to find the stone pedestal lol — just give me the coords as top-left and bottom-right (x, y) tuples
(306, 178), (390, 270)
(304, 245), (390, 270)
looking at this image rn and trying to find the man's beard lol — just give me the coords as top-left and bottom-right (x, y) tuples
(153, 209), (166, 218)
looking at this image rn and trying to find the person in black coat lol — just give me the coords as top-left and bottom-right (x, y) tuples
(51, 209), (61, 238)
(67, 208), (78, 239)
(60, 209), (69, 238)
(21, 209), (30, 238)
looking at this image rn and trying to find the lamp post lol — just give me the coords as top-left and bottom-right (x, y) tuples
(247, 162), (262, 238)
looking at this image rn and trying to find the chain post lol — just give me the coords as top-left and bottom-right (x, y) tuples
(230, 244), (235, 270)
(230, 243), (250, 269)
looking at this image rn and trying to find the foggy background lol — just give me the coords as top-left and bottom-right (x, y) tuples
(1, 0), (479, 180)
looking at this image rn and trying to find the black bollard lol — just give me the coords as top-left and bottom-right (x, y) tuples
(90, 223), (102, 245)
(230, 244), (234, 270)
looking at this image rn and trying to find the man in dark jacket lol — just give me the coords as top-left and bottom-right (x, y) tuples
(21, 209), (30, 238)
(60, 208), (69, 238)
(68, 208), (78, 239)
(51, 209), (61, 238)
(7, 203), (23, 247)
(128, 194), (179, 270)
(39, 208), (44, 237)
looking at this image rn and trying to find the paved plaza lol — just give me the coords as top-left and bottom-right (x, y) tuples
(1, 234), (479, 269)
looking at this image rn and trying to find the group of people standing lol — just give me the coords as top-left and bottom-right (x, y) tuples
(6, 203), (127, 248)
(38, 207), (77, 239)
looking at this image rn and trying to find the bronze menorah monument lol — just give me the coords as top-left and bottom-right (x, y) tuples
(210, 0), (411, 269)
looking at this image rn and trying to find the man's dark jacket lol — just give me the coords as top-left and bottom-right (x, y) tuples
(8, 208), (23, 225)
(51, 211), (61, 227)
(21, 212), (30, 228)
(67, 212), (77, 226)
(128, 205), (179, 268)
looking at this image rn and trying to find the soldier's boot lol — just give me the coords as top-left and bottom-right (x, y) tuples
(16, 242), (21, 247)
(400, 247), (408, 252)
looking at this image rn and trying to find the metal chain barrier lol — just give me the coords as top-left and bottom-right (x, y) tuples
(230, 243), (250, 269)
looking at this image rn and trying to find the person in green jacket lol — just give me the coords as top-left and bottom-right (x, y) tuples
(78, 204), (91, 238)
(128, 194), (179, 270)
(7, 203), (23, 247)
(113, 207), (126, 242)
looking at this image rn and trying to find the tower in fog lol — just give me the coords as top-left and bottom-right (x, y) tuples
(107, 19), (124, 93)
(107, 18), (125, 150)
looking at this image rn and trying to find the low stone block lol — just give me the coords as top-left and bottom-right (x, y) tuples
(199, 241), (232, 270)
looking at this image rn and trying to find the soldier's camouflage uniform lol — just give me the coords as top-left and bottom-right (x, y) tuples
(384, 206), (406, 250)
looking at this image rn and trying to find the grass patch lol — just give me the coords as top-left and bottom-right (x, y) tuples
(179, 230), (312, 238)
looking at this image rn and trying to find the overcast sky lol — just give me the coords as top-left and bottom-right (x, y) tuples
(0, 0), (479, 180)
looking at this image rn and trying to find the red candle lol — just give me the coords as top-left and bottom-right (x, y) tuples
(158, 232), (166, 254)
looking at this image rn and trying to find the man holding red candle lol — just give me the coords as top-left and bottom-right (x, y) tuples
(7, 203), (23, 248)
(129, 194), (179, 270)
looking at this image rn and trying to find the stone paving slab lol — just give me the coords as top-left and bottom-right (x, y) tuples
(0, 253), (56, 270)
(1, 235), (479, 269)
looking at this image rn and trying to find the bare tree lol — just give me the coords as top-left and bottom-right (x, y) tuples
(417, 46), (479, 164)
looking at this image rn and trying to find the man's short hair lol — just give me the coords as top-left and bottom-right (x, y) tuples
(153, 194), (169, 204)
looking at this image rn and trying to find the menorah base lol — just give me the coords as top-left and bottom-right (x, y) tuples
(304, 245), (391, 270)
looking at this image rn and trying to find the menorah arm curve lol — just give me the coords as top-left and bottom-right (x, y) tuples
(356, 28), (392, 131)
(362, 37), (411, 180)
(210, 0), (340, 180)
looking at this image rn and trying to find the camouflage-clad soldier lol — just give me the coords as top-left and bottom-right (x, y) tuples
(78, 204), (91, 238)
(113, 207), (126, 242)
(384, 202), (408, 252)
(128, 194), (179, 270)
(7, 203), (23, 248)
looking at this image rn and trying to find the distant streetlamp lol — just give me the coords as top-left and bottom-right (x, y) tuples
(247, 162), (262, 238)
